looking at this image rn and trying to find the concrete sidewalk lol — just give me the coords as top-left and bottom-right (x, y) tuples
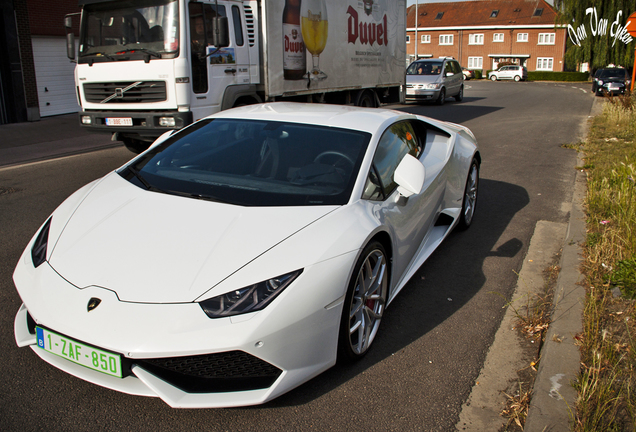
(0, 113), (120, 168)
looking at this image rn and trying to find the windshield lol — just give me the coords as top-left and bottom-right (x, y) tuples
(120, 119), (371, 206)
(79, 0), (178, 63)
(407, 61), (443, 76)
(599, 69), (628, 79)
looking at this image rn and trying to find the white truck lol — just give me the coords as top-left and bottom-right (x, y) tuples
(65, 0), (406, 153)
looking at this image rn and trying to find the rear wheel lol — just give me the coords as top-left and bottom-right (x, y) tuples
(338, 241), (388, 362)
(356, 90), (376, 108)
(455, 85), (464, 102)
(457, 158), (479, 230)
(514, 75), (521, 82)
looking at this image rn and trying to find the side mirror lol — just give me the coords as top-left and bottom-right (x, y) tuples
(210, 17), (230, 48)
(446, 71), (454, 77)
(394, 154), (425, 198)
(64, 15), (75, 60)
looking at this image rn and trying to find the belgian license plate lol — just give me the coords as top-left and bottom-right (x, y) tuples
(36, 327), (122, 378)
(105, 117), (133, 126)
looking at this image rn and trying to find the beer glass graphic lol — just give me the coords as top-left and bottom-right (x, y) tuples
(301, 0), (328, 80)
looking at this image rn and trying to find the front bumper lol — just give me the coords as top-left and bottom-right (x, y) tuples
(78, 110), (193, 139)
(405, 88), (441, 101)
(13, 249), (354, 408)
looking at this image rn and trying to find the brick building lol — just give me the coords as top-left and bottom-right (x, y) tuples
(0, 0), (80, 124)
(407, 0), (567, 73)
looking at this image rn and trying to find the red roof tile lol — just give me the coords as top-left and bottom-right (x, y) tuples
(407, 0), (558, 28)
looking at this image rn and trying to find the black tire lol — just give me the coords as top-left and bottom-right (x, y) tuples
(456, 158), (479, 230)
(455, 85), (464, 102)
(337, 241), (389, 363)
(490, 75), (497, 82)
(122, 137), (150, 154)
(436, 88), (446, 105)
(514, 75), (521, 82)
(356, 91), (376, 108)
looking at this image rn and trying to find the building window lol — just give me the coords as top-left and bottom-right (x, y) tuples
(517, 33), (528, 42)
(421, 34), (431, 43)
(537, 57), (553, 70)
(439, 34), (453, 45)
(538, 33), (555, 45)
(490, 10), (499, 18)
(468, 34), (484, 45)
(533, 8), (543, 17)
(493, 33), (504, 42)
(406, 35), (410, 43)
(467, 57), (483, 69)
(435, 12), (444, 20)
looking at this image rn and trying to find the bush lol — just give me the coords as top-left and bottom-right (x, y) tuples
(473, 70), (482, 79)
(527, 71), (589, 81)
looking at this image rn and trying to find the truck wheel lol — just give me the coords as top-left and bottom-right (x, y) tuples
(356, 91), (376, 108)
(122, 137), (150, 154)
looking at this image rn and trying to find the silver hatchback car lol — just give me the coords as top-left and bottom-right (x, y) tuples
(405, 58), (464, 105)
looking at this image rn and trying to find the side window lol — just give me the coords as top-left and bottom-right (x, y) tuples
(362, 121), (419, 200)
(232, 5), (244, 46)
(452, 61), (462, 74)
(444, 62), (454, 76)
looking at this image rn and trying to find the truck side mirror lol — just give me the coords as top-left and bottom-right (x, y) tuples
(210, 16), (230, 48)
(64, 15), (75, 60)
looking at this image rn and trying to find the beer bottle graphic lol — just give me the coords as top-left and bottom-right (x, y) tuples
(283, 0), (306, 80)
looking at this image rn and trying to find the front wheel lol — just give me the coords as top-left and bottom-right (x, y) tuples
(490, 75), (497, 82)
(436, 88), (446, 105)
(456, 158), (479, 230)
(121, 137), (150, 154)
(338, 241), (389, 362)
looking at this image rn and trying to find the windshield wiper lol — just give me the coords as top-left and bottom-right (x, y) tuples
(79, 51), (115, 60)
(115, 48), (162, 62)
(126, 165), (168, 194)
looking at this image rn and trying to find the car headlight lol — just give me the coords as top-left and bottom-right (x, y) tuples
(423, 83), (442, 90)
(31, 218), (52, 268)
(199, 269), (303, 318)
(598, 80), (604, 85)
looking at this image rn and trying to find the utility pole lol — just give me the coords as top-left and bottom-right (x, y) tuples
(414, 1), (418, 61)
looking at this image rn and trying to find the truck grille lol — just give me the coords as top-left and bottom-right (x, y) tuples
(83, 81), (167, 104)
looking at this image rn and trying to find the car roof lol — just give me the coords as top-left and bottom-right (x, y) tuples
(208, 102), (413, 135)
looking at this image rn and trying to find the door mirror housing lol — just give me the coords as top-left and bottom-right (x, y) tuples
(394, 154), (425, 198)
(210, 16), (230, 47)
(64, 14), (76, 60)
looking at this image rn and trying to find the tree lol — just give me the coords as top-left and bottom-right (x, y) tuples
(555, 0), (636, 71)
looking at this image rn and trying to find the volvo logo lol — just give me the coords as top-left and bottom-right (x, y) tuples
(87, 297), (102, 312)
(100, 81), (143, 103)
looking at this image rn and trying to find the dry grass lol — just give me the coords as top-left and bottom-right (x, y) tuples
(574, 93), (636, 431)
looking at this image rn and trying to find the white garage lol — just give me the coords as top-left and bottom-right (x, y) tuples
(31, 36), (79, 117)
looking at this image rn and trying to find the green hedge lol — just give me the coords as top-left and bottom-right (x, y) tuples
(480, 70), (590, 81)
(527, 71), (590, 81)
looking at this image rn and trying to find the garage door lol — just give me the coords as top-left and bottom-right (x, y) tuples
(31, 37), (79, 117)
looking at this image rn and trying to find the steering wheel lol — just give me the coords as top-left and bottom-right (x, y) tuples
(313, 151), (355, 170)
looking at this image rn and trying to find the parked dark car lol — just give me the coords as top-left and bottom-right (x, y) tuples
(592, 68), (631, 96)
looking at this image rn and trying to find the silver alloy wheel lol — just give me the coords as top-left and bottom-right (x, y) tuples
(463, 163), (478, 225)
(348, 248), (388, 355)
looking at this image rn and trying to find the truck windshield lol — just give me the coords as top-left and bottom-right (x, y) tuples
(79, 0), (179, 63)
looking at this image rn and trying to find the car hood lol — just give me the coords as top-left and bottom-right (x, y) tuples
(48, 173), (337, 304)
(406, 74), (441, 84)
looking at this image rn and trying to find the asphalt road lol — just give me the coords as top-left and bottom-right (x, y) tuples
(0, 80), (593, 431)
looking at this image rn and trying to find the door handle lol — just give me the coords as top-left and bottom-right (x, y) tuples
(224, 68), (237, 74)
